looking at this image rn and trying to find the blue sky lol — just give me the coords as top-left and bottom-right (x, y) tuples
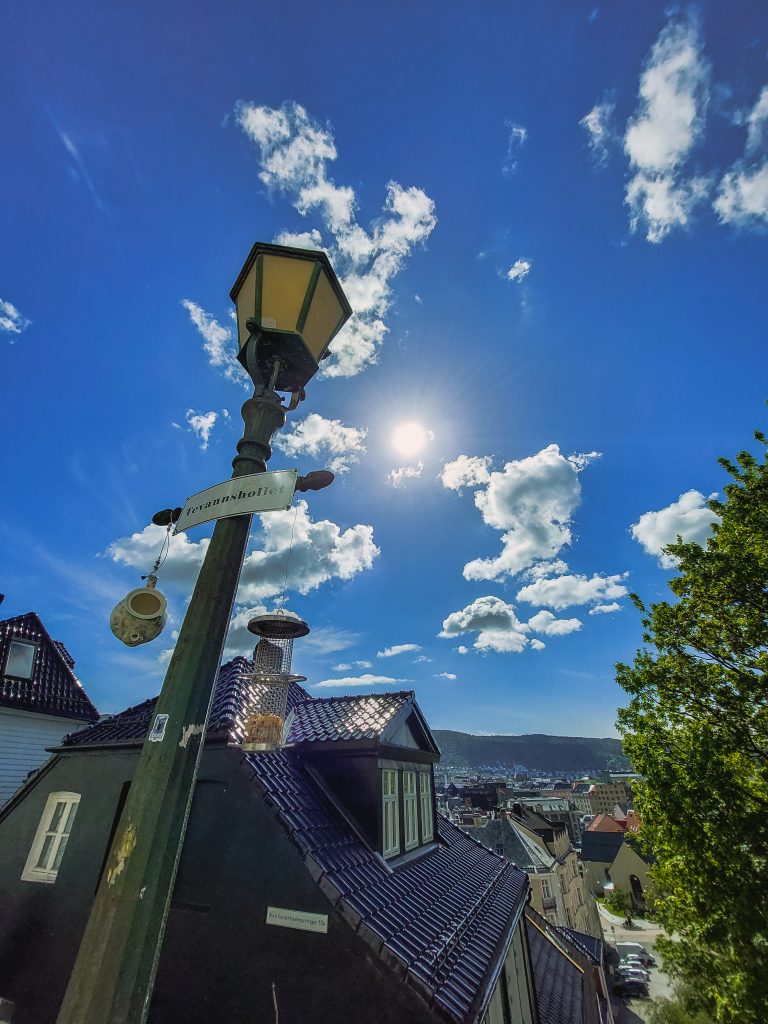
(2, 1), (766, 737)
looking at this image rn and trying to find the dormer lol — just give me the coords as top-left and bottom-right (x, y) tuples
(282, 691), (441, 862)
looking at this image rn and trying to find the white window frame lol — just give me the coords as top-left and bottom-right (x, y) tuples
(403, 771), (419, 851)
(382, 770), (400, 859)
(21, 792), (80, 884)
(5, 638), (37, 680)
(419, 772), (434, 842)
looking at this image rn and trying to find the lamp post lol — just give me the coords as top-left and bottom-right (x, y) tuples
(57, 243), (351, 1024)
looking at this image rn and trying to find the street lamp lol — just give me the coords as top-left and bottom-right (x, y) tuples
(231, 241), (351, 394)
(57, 243), (351, 1024)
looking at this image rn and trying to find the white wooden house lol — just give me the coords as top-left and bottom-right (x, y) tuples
(0, 612), (98, 805)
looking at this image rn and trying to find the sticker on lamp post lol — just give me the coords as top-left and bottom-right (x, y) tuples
(174, 470), (298, 534)
(266, 906), (328, 934)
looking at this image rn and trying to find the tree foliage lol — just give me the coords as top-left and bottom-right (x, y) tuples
(617, 430), (768, 1024)
(648, 984), (716, 1024)
(605, 886), (632, 922)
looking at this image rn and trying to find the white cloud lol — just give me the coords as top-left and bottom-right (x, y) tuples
(224, 604), (267, 658)
(387, 463), (423, 488)
(460, 445), (599, 582)
(507, 259), (532, 283)
(439, 596), (531, 654)
(714, 87), (768, 228)
(631, 489), (719, 567)
(273, 412), (367, 474)
(314, 673), (405, 689)
(107, 500), (379, 604)
(626, 172), (710, 243)
(589, 602), (621, 615)
(435, 672), (457, 680)
(0, 298), (30, 336)
(580, 99), (616, 168)
(714, 162), (768, 227)
(378, 643), (421, 658)
(530, 638), (546, 651)
(238, 500), (379, 602)
(517, 572), (628, 610)
(107, 524), (209, 589)
(181, 300), (249, 387)
(504, 121), (527, 173)
(333, 659), (372, 671)
(234, 100), (437, 378)
(441, 455), (493, 491)
(273, 228), (325, 250)
(457, 645), (469, 655)
(185, 409), (219, 450)
(526, 609), (582, 636)
(623, 14), (711, 242)
(414, 654), (433, 663)
(520, 559), (570, 581)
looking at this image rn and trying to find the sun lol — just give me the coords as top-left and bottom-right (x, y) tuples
(391, 421), (429, 457)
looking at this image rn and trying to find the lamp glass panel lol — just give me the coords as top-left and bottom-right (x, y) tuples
(235, 261), (258, 353)
(260, 254), (315, 332)
(301, 268), (345, 360)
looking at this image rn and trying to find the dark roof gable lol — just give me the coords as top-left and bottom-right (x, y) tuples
(246, 749), (528, 1024)
(283, 690), (440, 757)
(0, 613), (98, 722)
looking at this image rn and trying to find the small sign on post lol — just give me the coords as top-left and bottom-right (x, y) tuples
(174, 470), (298, 534)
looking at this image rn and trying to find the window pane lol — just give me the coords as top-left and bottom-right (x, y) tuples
(36, 835), (55, 870)
(62, 802), (78, 836)
(49, 801), (67, 834)
(6, 640), (36, 679)
(52, 835), (70, 872)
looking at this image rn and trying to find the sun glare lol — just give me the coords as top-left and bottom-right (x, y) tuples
(391, 421), (429, 457)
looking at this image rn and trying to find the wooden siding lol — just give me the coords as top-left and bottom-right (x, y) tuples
(0, 708), (74, 806)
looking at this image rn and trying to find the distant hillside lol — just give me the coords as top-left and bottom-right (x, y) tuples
(432, 730), (630, 773)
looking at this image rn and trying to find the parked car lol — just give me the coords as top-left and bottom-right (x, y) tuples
(616, 942), (656, 967)
(617, 967), (651, 986)
(614, 977), (648, 998)
(621, 954), (651, 972)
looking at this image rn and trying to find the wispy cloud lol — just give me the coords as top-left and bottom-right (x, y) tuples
(46, 109), (109, 215)
(506, 259), (532, 283)
(232, 100), (437, 378)
(714, 85), (768, 228)
(182, 408), (228, 450)
(503, 121), (528, 174)
(274, 413), (367, 474)
(580, 98), (616, 169)
(387, 463), (423, 488)
(0, 298), (30, 337)
(333, 659), (372, 671)
(435, 672), (457, 680)
(378, 643), (421, 658)
(314, 673), (405, 689)
(623, 13), (711, 242)
(181, 300), (249, 388)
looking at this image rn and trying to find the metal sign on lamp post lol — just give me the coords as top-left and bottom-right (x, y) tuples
(57, 243), (352, 1024)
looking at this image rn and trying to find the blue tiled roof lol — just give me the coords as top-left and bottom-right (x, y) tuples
(558, 926), (604, 965)
(526, 913), (585, 1024)
(245, 750), (528, 1023)
(63, 657), (310, 747)
(0, 613), (98, 721)
(283, 691), (411, 745)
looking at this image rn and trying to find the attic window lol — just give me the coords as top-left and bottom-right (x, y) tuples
(5, 639), (37, 680)
(403, 772), (418, 851)
(382, 770), (399, 858)
(21, 792), (80, 884)
(420, 771), (434, 842)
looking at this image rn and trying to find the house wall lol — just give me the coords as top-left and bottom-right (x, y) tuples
(608, 842), (653, 912)
(0, 746), (438, 1024)
(0, 708), (80, 806)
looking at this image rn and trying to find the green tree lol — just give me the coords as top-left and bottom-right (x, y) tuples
(616, 430), (768, 1024)
(648, 984), (716, 1024)
(605, 886), (633, 923)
